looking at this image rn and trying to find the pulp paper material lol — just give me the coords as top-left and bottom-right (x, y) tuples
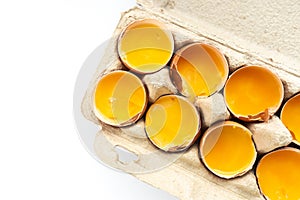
(194, 93), (231, 129)
(247, 116), (293, 153)
(81, 4), (300, 200)
(143, 68), (178, 102)
(95, 125), (264, 200)
(136, 147), (264, 200)
(82, 7), (300, 124)
(137, 0), (300, 76)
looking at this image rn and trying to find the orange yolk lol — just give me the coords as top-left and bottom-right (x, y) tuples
(118, 19), (174, 73)
(145, 95), (200, 152)
(171, 43), (228, 98)
(93, 70), (147, 127)
(200, 121), (257, 178)
(224, 66), (283, 121)
(281, 94), (300, 144)
(256, 148), (300, 200)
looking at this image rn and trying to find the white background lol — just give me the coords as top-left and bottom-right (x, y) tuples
(0, 0), (177, 199)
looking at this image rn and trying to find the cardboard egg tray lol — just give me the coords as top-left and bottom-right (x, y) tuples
(81, 1), (300, 199)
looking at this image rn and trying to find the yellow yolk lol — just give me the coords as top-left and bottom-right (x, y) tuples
(256, 148), (300, 200)
(281, 94), (300, 144)
(145, 95), (200, 152)
(93, 70), (147, 127)
(200, 121), (256, 178)
(171, 43), (228, 97)
(224, 66), (283, 121)
(118, 19), (174, 73)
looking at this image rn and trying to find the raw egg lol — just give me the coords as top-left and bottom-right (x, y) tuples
(118, 19), (174, 74)
(199, 121), (257, 179)
(145, 95), (200, 152)
(170, 43), (229, 98)
(224, 66), (284, 121)
(256, 147), (300, 200)
(280, 93), (300, 145)
(93, 70), (147, 127)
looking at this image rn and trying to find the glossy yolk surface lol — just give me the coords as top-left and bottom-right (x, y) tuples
(281, 94), (300, 144)
(94, 71), (146, 126)
(145, 95), (199, 151)
(256, 148), (300, 200)
(119, 21), (173, 73)
(174, 44), (227, 97)
(201, 123), (256, 177)
(225, 66), (283, 117)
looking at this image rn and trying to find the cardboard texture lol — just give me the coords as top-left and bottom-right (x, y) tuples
(81, 1), (300, 199)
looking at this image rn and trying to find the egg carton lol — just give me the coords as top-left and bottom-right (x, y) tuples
(81, 0), (300, 199)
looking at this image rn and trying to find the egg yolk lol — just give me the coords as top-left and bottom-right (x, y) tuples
(200, 122), (256, 178)
(171, 43), (228, 98)
(145, 95), (200, 152)
(118, 20), (173, 73)
(94, 71), (147, 126)
(224, 66), (283, 121)
(281, 94), (300, 144)
(256, 148), (300, 200)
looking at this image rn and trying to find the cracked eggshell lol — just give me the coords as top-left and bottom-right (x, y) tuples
(117, 19), (174, 74)
(256, 147), (300, 200)
(145, 95), (201, 152)
(142, 68), (178, 102)
(194, 93), (231, 129)
(199, 121), (257, 179)
(224, 66), (284, 122)
(170, 43), (229, 98)
(80, 5), (300, 199)
(93, 70), (148, 127)
(246, 116), (293, 154)
(280, 93), (300, 146)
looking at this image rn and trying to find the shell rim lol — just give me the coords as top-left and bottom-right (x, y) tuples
(117, 19), (175, 74)
(223, 65), (284, 122)
(199, 121), (258, 179)
(280, 93), (300, 146)
(145, 94), (201, 153)
(255, 147), (300, 200)
(92, 70), (148, 127)
(170, 42), (229, 98)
